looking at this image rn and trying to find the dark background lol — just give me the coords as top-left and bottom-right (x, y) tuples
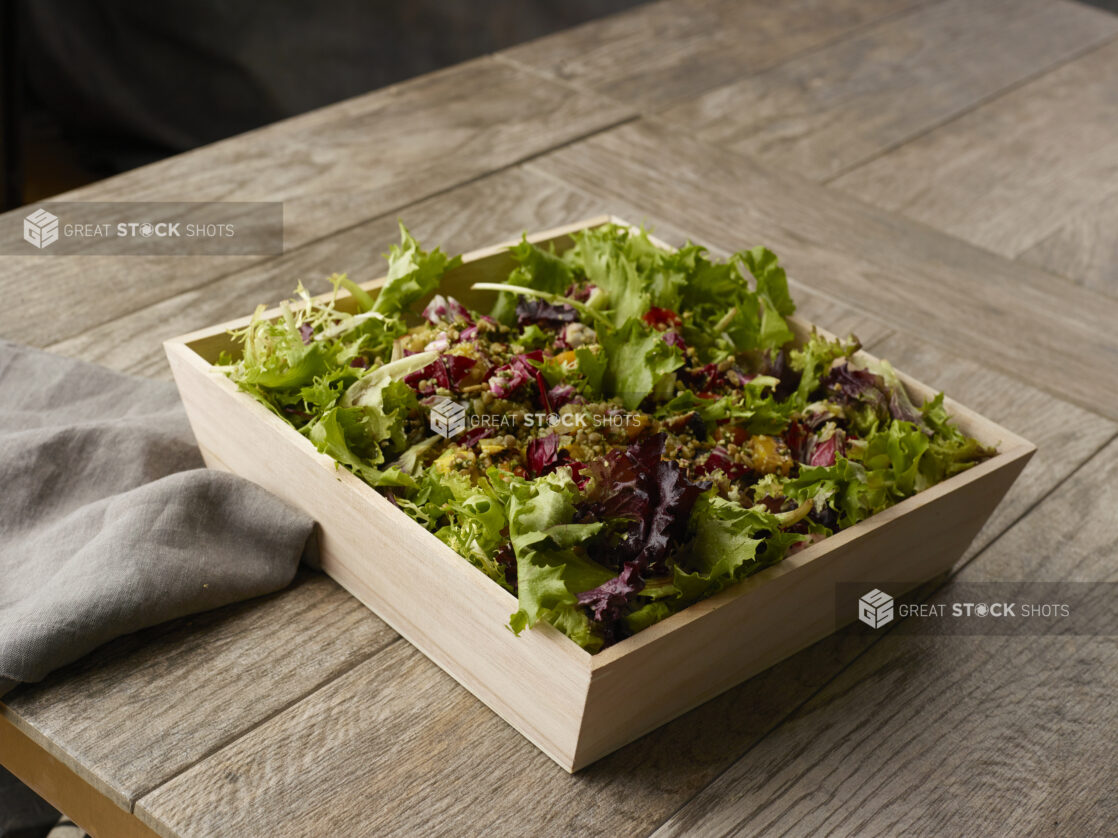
(0, 0), (646, 210)
(5, 0), (1117, 211)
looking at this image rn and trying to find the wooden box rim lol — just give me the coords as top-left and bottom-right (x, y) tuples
(164, 214), (1036, 675)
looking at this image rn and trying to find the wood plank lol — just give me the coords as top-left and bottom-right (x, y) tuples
(0, 57), (633, 349)
(526, 120), (1118, 419)
(834, 36), (1118, 265)
(1019, 187), (1118, 297)
(783, 290), (895, 349)
(1, 572), (396, 810)
(660, 0), (1118, 181)
(135, 631), (883, 838)
(651, 440), (1118, 838)
(500, 0), (928, 110)
(133, 349), (1105, 835)
(46, 165), (896, 379)
(0, 715), (161, 838)
(44, 167), (608, 379)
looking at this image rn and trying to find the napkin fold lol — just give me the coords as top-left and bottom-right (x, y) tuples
(0, 340), (314, 696)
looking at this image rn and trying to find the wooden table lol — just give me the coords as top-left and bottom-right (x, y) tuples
(3, 1), (1117, 834)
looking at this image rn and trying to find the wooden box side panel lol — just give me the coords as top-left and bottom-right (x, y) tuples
(572, 449), (1031, 769)
(165, 344), (592, 770)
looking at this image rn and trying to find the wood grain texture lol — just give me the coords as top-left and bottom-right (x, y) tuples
(136, 627), (891, 838)
(1019, 186), (1118, 296)
(1, 572), (396, 810)
(0, 715), (161, 838)
(0, 56), (632, 349)
(45, 165), (897, 379)
(834, 36), (1118, 264)
(44, 168), (609, 379)
(527, 121), (1118, 419)
(868, 332), (1117, 561)
(661, 0), (1118, 181)
(129, 425), (1084, 838)
(652, 441), (1118, 838)
(500, 0), (927, 110)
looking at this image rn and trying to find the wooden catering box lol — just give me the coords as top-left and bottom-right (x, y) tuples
(165, 217), (1034, 771)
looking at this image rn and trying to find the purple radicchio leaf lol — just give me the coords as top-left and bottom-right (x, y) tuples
(459, 315), (499, 343)
(784, 419), (811, 463)
(423, 333), (451, 352)
(576, 434), (710, 623)
(565, 283), (594, 302)
(724, 368), (754, 388)
(681, 361), (724, 393)
(762, 348), (800, 401)
(422, 294), (472, 326)
(526, 433), (564, 477)
(577, 561), (644, 623)
(786, 418), (846, 466)
(887, 384), (925, 429)
(694, 445), (750, 480)
(823, 361), (887, 413)
(547, 383), (578, 410)
(458, 425), (493, 448)
(488, 350), (551, 411)
(515, 297), (579, 326)
(808, 428), (846, 466)
(662, 330), (687, 351)
(403, 354), (477, 396)
(494, 541), (517, 588)
(488, 361), (530, 399)
(824, 360), (929, 433)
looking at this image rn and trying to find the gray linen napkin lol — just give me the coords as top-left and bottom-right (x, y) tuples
(0, 340), (315, 696)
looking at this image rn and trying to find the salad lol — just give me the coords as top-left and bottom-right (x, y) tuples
(224, 222), (993, 652)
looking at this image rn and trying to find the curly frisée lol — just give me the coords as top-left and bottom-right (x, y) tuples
(222, 222), (994, 652)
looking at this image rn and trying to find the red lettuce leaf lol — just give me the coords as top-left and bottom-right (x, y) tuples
(403, 354), (477, 395)
(576, 434), (710, 623)
(526, 433), (562, 476)
(808, 431), (845, 466)
(694, 445), (750, 480)
(642, 306), (682, 330)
